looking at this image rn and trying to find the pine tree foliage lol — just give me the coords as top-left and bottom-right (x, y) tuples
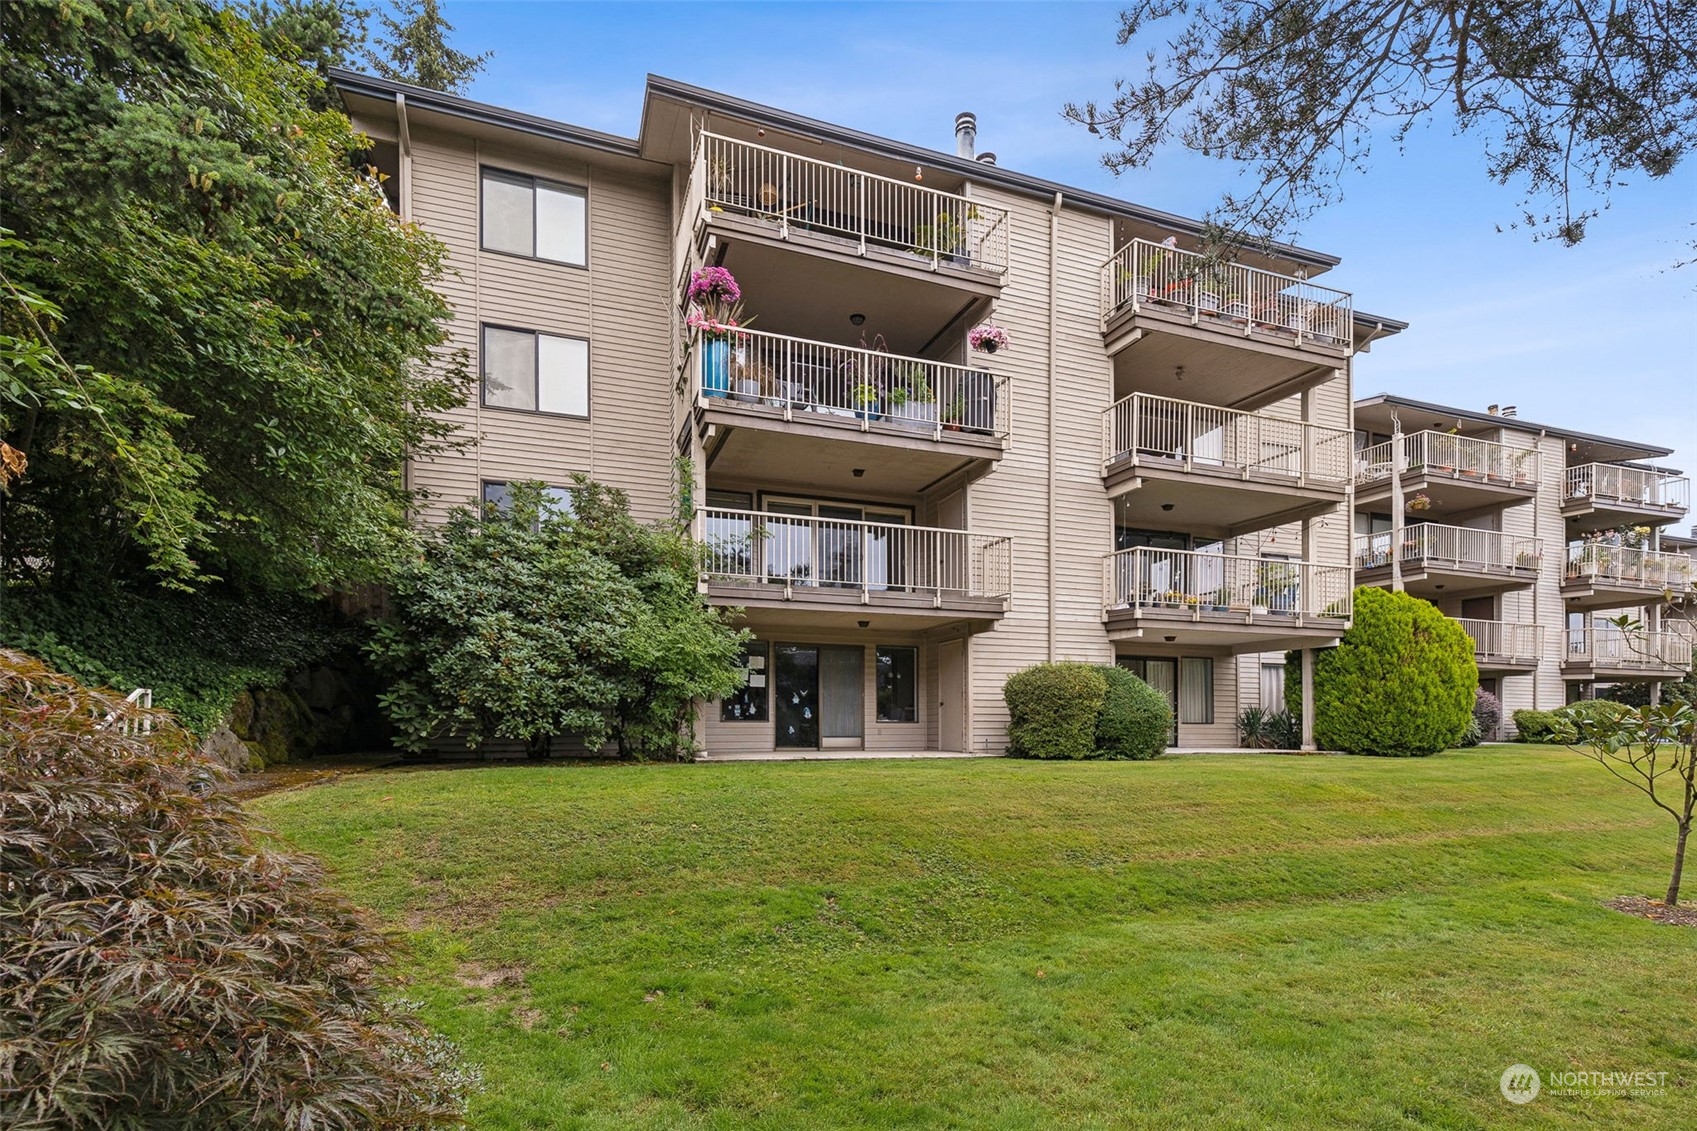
(366, 0), (488, 93)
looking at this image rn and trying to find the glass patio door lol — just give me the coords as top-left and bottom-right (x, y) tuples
(773, 643), (864, 749)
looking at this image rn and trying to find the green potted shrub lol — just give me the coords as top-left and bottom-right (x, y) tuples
(852, 383), (881, 422)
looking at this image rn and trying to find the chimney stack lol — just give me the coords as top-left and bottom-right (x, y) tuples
(976, 152), (997, 166)
(1487, 404), (1499, 415)
(954, 112), (976, 161)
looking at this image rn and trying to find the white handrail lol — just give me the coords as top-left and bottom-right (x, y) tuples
(1564, 542), (1696, 589)
(1563, 623), (1694, 670)
(1102, 547), (1353, 620)
(1563, 463), (1691, 511)
(1355, 432), (1540, 487)
(1100, 238), (1352, 349)
(100, 687), (154, 736)
(1453, 618), (1545, 663)
(1354, 523), (1542, 572)
(696, 132), (1010, 274)
(698, 507), (1012, 602)
(690, 326), (1010, 441)
(1102, 391), (1352, 484)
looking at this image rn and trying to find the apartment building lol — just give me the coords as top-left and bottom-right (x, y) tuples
(331, 69), (1403, 757)
(1349, 396), (1692, 732)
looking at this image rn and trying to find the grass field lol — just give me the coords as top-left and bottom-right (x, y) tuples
(256, 747), (1697, 1130)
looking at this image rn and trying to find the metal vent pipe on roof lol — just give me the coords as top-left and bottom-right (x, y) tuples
(955, 112), (976, 160)
(1501, 405), (1518, 417)
(976, 152), (997, 166)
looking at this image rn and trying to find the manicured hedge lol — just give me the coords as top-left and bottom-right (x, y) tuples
(1512, 709), (1563, 743)
(1004, 663), (1108, 760)
(1312, 587), (1477, 756)
(1004, 662), (1171, 760)
(1095, 665), (1171, 760)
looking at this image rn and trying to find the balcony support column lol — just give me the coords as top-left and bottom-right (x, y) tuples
(1300, 647), (1316, 751)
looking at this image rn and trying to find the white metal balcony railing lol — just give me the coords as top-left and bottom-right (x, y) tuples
(1102, 392), (1353, 485)
(1100, 238), (1352, 349)
(698, 508), (1012, 602)
(1355, 431), (1540, 488)
(1103, 547), (1353, 621)
(691, 327), (1011, 441)
(1564, 623), (1695, 671)
(1564, 543), (1696, 590)
(1563, 463), (1691, 512)
(694, 132), (1011, 275)
(1353, 523), (1543, 574)
(1453, 618), (1546, 664)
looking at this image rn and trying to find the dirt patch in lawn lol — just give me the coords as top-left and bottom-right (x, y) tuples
(1608, 896), (1697, 927)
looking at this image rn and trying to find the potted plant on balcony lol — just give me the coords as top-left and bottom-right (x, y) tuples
(887, 368), (938, 432)
(943, 393), (966, 432)
(852, 383), (882, 422)
(685, 266), (752, 399)
(911, 211), (968, 266)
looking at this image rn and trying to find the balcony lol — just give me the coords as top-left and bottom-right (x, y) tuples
(1560, 543), (1695, 611)
(1102, 393), (1352, 536)
(1355, 432), (1541, 517)
(684, 132), (1009, 281)
(690, 328), (1009, 494)
(698, 507), (1010, 631)
(1354, 523), (1542, 599)
(1561, 463), (1690, 535)
(1102, 547), (1352, 651)
(1099, 239), (1352, 410)
(1453, 618), (1545, 674)
(1562, 622), (1694, 682)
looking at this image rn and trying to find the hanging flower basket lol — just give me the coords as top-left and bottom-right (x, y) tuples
(1406, 493), (1431, 512)
(968, 324), (1009, 354)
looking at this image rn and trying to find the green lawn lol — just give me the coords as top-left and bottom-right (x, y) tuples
(256, 747), (1697, 1130)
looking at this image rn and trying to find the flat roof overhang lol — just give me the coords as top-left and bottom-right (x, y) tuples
(1561, 499), (1690, 537)
(700, 409), (1001, 496)
(1357, 564), (1538, 601)
(1108, 463), (1346, 540)
(706, 584), (1005, 633)
(1106, 322), (1342, 413)
(1474, 654), (1541, 675)
(1354, 473), (1537, 520)
(1559, 579), (1676, 612)
(1353, 396), (1672, 464)
(1103, 608), (1345, 653)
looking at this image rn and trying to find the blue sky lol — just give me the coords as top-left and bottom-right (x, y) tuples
(435, 1), (1693, 467)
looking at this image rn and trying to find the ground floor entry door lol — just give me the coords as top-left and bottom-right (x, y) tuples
(774, 644), (865, 749)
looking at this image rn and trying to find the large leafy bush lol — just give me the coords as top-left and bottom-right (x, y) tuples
(0, 649), (476, 1128)
(1004, 662), (1108, 759)
(1311, 587), (1477, 756)
(1095, 665), (1171, 759)
(368, 481), (747, 759)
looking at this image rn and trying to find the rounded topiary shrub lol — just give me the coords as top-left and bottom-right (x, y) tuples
(1312, 587), (1478, 756)
(1004, 662), (1108, 759)
(1095, 665), (1172, 760)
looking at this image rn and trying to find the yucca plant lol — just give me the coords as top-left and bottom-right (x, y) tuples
(0, 650), (478, 1129)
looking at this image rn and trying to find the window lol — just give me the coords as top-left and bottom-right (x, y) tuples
(482, 325), (589, 417)
(875, 646), (918, 723)
(1179, 657), (1214, 724)
(1260, 664), (1286, 712)
(481, 481), (574, 520)
(721, 642), (769, 722)
(481, 169), (586, 265)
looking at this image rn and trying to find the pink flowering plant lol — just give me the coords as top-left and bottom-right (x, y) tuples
(686, 267), (752, 340)
(968, 324), (1009, 352)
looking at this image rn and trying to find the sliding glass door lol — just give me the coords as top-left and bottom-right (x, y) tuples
(773, 643), (865, 750)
